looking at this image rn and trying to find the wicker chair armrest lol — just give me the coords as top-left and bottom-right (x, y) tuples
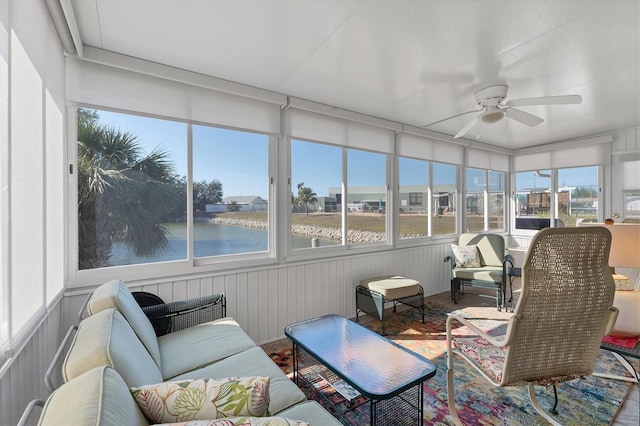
(446, 312), (519, 348)
(141, 293), (226, 335)
(604, 307), (620, 336)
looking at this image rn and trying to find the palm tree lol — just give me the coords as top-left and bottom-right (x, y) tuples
(77, 109), (180, 269)
(296, 182), (317, 216)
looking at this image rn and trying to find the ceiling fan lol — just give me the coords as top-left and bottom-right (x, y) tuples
(422, 84), (582, 139)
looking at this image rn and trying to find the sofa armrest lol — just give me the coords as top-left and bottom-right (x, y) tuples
(17, 399), (45, 426)
(141, 293), (226, 336)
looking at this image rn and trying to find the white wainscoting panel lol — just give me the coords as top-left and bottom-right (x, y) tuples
(0, 300), (63, 426)
(62, 243), (452, 345)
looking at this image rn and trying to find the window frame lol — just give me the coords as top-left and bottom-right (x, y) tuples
(284, 136), (393, 261)
(396, 156), (462, 245)
(67, 106), (279, 287)
(463, 167), (506, 233)
(511, 165), (602, 235)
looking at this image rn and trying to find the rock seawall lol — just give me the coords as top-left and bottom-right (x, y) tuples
(209, 217), (385, 243)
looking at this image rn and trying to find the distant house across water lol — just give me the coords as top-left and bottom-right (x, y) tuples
(206, 196), (268, 213)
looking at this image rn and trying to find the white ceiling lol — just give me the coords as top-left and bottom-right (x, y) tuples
(68, 0), (639, 150)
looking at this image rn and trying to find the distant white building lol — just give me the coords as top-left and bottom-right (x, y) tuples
(205, 196), (268, 213)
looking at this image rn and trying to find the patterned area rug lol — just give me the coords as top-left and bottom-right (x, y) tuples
(265, 302), (638, 425)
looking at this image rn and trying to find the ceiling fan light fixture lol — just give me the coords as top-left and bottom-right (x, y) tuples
(480, 108), (505, 123)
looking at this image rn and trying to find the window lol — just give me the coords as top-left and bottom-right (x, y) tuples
(76, 109), (275, 271)
(515, 170), (552, 230)
(465, 168), (505, 232)
(409, 193), (423, 205)
(432, 162), (457, 235)
(399, 157), (429, 239)
(488, 171), (505, 231)
(514, 167), (600, 231)
(347, 149), (388, 244)
(465, 168), (485, 232)
(77, 109), (187, 269)
(289, 141), (389, 250)
(290, 140), (342, 249)
(193, 125), (270, 258)
(557, 166), (598, 226)
(624, 191), (640, 221)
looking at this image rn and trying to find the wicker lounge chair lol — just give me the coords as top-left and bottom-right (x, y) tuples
(446, 227), (619, 426)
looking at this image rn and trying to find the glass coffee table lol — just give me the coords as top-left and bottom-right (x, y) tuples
(285, 314), (436, 425)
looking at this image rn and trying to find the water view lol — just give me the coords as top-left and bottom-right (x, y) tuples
(110, 222), (338, 266)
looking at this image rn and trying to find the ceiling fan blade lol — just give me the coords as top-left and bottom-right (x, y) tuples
(506, 107), (544, 127)
(422, 109), (483, 128)
(454, 113), (481, 138)
(506, 94), (582, 107)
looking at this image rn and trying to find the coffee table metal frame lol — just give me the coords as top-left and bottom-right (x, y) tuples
(285, 314), (436, 426)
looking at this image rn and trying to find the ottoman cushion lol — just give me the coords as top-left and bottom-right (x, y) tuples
(359, 276), (421, 300)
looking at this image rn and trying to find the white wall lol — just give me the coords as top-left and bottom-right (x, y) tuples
(0, 0), (66, 424)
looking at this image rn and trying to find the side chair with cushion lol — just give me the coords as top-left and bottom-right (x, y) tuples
(446, 227), (619, 426)
(444, 233), (512, 310)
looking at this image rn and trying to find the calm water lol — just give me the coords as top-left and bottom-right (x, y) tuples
(110, 221), (338, 266)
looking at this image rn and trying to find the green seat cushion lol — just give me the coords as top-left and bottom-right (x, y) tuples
(452, 266), (503, 283)
(359, 275), (422, 300)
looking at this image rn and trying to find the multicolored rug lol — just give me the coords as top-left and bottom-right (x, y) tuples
(265, 302), (638, 425)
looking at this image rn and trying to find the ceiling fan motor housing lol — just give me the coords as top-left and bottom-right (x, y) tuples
(474, 84), (508, 107)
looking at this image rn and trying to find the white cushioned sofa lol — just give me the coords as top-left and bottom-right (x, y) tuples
(35, 365), (336, 425)
(22, 280), (340, 425)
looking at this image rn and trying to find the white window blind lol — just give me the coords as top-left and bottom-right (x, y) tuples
(514, 143), (609, 171)
(623, 160), (640, 190)
(66, 57), (283, 134)
(286, 107), (395, 154)
(466, 147), (510, 171)
(396, 132), (463, 165)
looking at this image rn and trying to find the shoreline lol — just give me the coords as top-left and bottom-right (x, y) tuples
(209, 217), (386, 243)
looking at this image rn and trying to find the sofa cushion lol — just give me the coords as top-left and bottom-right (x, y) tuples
(277, 401), (343, 425)
(87, 280), (162, 369)
(451, 244), (481, 268)
(63, 308), (164, 387)
(452, 266), (503, 283)
(131, 376), (270, 423)
(170, 346), (306, 415)
(157, 317), (256, 379)
(39, 366), (149, 425)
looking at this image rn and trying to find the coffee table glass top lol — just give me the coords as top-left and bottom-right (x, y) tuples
(285, 314), (436, 399)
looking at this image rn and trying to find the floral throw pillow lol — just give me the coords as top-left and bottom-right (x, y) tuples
(156, 417), (309, 426)
(131, 377), (270, 424)
(451, 244), (481, 268)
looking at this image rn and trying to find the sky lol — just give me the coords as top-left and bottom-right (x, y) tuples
(94, 109), (597, 199)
